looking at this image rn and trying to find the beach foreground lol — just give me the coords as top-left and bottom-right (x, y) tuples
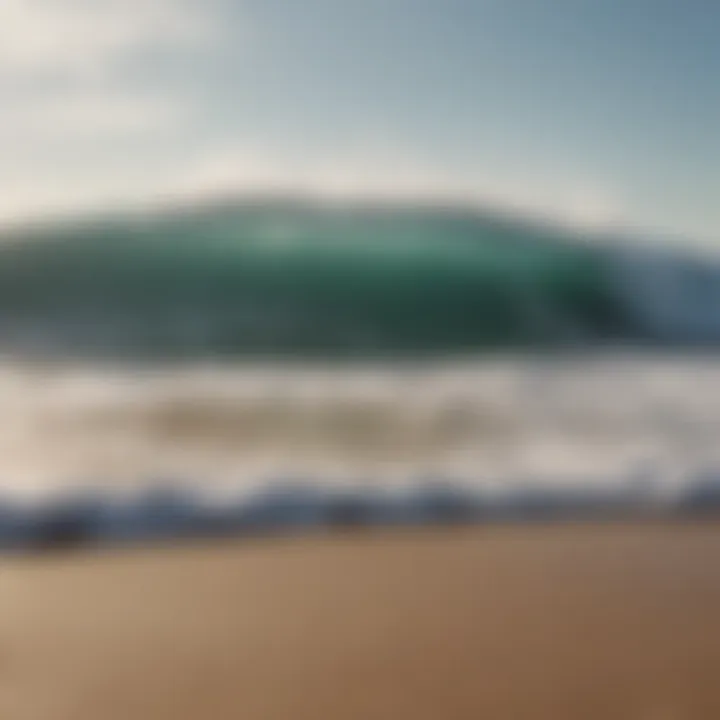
(2, 523), (720, 719)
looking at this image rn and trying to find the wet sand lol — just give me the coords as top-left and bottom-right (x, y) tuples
(2, 522), (720, 719)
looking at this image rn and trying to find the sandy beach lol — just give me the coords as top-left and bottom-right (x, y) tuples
(2, 522), (720, 719)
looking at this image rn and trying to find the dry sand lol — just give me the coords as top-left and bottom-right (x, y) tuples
(2, 522), (720, 719)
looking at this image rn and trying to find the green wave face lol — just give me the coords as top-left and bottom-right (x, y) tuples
(0, 203), (671, 358)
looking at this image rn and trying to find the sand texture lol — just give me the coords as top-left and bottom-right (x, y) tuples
(2, 522), (720, 719)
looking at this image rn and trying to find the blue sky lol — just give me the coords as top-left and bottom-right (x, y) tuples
(0, 0), (717, 241)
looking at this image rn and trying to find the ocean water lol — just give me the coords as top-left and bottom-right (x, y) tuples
(1, 200), (720, 507)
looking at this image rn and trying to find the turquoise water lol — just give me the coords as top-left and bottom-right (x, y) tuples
(0, 202), (650, 358)
(0, 198), (717, 359)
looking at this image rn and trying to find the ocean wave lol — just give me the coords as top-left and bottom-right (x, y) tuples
(2, 199), (718, 358)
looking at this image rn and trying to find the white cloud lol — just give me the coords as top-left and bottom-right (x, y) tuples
(0, 0), (217, 80)
(0, 0), (230, 225)
(0, 0), (226, 145)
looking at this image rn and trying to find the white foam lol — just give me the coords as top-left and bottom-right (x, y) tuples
(0, 353), (719, 500)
